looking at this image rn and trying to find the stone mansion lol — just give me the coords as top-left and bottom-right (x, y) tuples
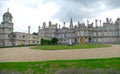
(0, 9), (40, 46)
(0, 9), (120, 46)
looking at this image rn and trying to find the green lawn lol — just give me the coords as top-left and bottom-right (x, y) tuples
(0, 58), (120, 74)
(32, 44), (111, 50)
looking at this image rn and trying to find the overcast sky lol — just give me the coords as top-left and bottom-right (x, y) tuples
(0, 0), (120, 33)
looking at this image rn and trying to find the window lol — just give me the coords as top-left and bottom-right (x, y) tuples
(23, 35), (25, 38)
(13, 35), (16, 38)
(33, 41), (35, 43)
(64, 34), (66, 38)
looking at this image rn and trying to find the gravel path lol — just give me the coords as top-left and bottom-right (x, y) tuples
(0, 45), (120, 62)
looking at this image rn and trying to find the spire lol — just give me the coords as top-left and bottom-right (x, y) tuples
(7, 8), (9, 12)
(70, 17), (73, 28)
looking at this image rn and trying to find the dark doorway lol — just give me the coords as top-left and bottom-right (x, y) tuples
(89, 38), (92, 43)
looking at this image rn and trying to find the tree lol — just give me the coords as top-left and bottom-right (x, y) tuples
(51, 37), (58, 45)
(32, 32), (38, 35)
(41, 38), (51, 45)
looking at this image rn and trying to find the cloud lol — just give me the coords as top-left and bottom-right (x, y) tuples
(0, 0), (10, 16)
(48, 0), (120, 23)
(0, 0), (120, 33)
(105, 0), (120, 9)
(51, 0), (109, 22)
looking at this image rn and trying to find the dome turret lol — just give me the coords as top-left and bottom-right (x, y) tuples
(2, 8), (13, 23)
(3, 9), (12, 18)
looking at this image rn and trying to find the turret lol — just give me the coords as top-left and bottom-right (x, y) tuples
(0, 8), (14, 46)
(49, 21), (52, 27)
(1, 8), (13, 33)
(42, 22), (46, 29)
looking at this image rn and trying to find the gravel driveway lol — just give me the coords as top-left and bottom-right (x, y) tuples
(0, 45), (120, 62)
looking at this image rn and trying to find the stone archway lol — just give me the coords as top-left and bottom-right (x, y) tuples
(80, 37), (85, 44)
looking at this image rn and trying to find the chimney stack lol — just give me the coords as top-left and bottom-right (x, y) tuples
(99, 20), (101, 27)
(63, 22), (65, 27)
(28, 26), (30, 34)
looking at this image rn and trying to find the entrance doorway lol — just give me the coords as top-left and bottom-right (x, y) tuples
(80, 37), (85, 44)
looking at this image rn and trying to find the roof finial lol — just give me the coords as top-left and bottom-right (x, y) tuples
(7, 8), (9, 12)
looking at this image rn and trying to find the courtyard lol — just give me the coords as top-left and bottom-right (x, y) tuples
(0, 45), (120, 62)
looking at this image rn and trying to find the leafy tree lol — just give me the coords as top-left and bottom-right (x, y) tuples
(51, 37), (58, 45)
(32, 32), (38, 35)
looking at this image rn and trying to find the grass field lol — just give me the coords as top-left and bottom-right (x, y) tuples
(0, 58), (120, 74)
(32, 44), (111, 50)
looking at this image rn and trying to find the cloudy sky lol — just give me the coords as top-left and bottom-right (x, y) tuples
(0, 0), (120, 33)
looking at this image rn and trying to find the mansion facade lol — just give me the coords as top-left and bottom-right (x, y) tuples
(39, 17), (120, 44)
(0, 9), (120, 46)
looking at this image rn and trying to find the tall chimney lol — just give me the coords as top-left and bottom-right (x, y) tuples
(63, 22), (65, 27)
(99, 20), (101, 27)
(87, 20), (89, 27)
(28, 26), (30, 34)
